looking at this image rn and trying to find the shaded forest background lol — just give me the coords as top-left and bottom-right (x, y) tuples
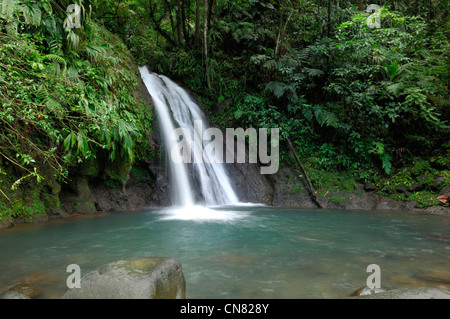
(0, 0), (449, 222)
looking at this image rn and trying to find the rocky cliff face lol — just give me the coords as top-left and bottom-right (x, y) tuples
(226, 164), (450, 215)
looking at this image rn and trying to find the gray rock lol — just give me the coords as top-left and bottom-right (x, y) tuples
(227, 160), (274, 205)
(62, 257), (186, 299)
(396, 185), (407, 193)
(0, 290), (30, 299)
(363, 183), (376, 192)
(442, 186), (450, 196)
(433, 176), (446, 190)
(8, 283), (41, 298)
(0, 216), (13, 230)
(352, 287), (450, 299)
(270, 167), (317, 208)
(407, 184), (422, 192)
(351, 286), (386, 296)
(425, 206), (450, 216)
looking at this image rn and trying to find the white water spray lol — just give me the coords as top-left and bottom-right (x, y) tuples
(139, 66), (239, 210)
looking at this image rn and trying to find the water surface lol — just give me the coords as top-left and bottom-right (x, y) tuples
(0, 206), (449, 298)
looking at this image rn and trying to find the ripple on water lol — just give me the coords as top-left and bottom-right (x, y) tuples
(0, 207), (449, 298)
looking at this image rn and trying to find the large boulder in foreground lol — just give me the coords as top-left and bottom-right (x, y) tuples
(351, 287), (450, 299)
(62, 257), (186, 299)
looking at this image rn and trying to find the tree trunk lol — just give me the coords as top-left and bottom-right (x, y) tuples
(286, 137), (323, 209)
(181, 0), (189, 46)
(162, 0), (178, 46)
(148, 0), (176, 47)
(195, 0), (200, 46)
(176, 5), (183, 45)
(204, 0), (212, 92)
(327, 0), (331, 38)
(275, 5), (294, 57)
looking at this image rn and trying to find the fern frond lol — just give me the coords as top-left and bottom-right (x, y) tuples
(265, 81), (287, 98)
(66, 30), (80, 51)
(44, 54), (67, 65)
(44, 96), (64, 115)
(43, 54), (66, 76)
(34, 86), (49, 102)
(296, 47), (311, 65)
(306, 68), (325, 77)
(22, 3), (42, 26)
(5, 21), (18, 35)
(48, 38), (64, 56)
(85, 44), (106, 62)
(0, 0), (17, 20)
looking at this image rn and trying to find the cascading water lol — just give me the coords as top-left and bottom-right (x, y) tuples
(139, 66), (240, 212)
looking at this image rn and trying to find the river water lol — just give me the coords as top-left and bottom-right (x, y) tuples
(0, 206), (449, 298)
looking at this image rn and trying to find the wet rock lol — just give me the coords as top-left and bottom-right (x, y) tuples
(416, 269), (450, 285)
(145, 162), (171, 207)
(9, 271), (62, 298)
(389, 273), (427, 287)
(62, 257), (186, 299)
(9, 283), (41, 298)
(270, 167), (317, 208)
(60, 160), (171, 215)
(0, 290), (30, 299)
(59, 177), (96, 214)
(228, 162), (274, 205)
(425, 206), (450, 216)
(267, 167), (423, 212)
(351, 286), (386, 296)
(0, 217), (13, 230)
(12, 272), (60, 286)
(351, 287), (450, 299)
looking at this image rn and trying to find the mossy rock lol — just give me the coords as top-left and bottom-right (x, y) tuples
(329, 193), (349, 203)
(0, 216), (13, 230)
(78, 159), (100, 178)
(62, 257), (186, 299)
(104, 158), (132, 186)
(59, 177), (96, 214)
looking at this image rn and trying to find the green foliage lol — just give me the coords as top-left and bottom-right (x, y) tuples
(1, 0), (449, 222)
(374, 158), (449, 207)
(104, 178), (121, 190)
(130, 165), (153, 184)
(0, 1), (154, 222)
(306, 168), (356, 192)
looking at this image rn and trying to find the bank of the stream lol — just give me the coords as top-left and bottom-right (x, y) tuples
(1, 157), (449, 231)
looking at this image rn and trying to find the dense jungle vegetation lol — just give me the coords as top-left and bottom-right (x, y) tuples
(0, 0), (449, 223)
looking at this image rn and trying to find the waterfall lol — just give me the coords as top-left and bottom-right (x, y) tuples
(139, 66), (239, 208)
